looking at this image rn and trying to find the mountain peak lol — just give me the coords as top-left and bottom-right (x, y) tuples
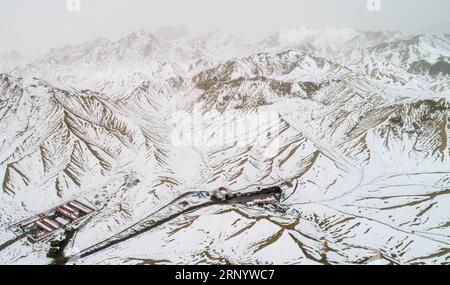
(125, 29), (159, 41)
(91, 36), (111, 46)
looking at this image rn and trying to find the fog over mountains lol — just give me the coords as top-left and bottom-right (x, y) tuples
(0, 27), (449, 264)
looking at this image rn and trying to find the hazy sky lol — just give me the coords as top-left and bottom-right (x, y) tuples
(1, 0), (449, 55)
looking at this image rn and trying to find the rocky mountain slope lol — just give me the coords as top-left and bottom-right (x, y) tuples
(0, 28), (449, 264)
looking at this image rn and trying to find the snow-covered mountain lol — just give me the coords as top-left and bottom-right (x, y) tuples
(0, 51), (27, 73)
(256, 28), (450, 93)
(256, 27), (403, 53)
(0, 28), (449, 265)
(10, 30), (249, 98)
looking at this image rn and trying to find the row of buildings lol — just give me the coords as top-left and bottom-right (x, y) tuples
(11, 200), (95, 243)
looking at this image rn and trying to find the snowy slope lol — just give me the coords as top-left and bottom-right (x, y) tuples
(0, 51), (27, 73)
(0, 28), (449, 265)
